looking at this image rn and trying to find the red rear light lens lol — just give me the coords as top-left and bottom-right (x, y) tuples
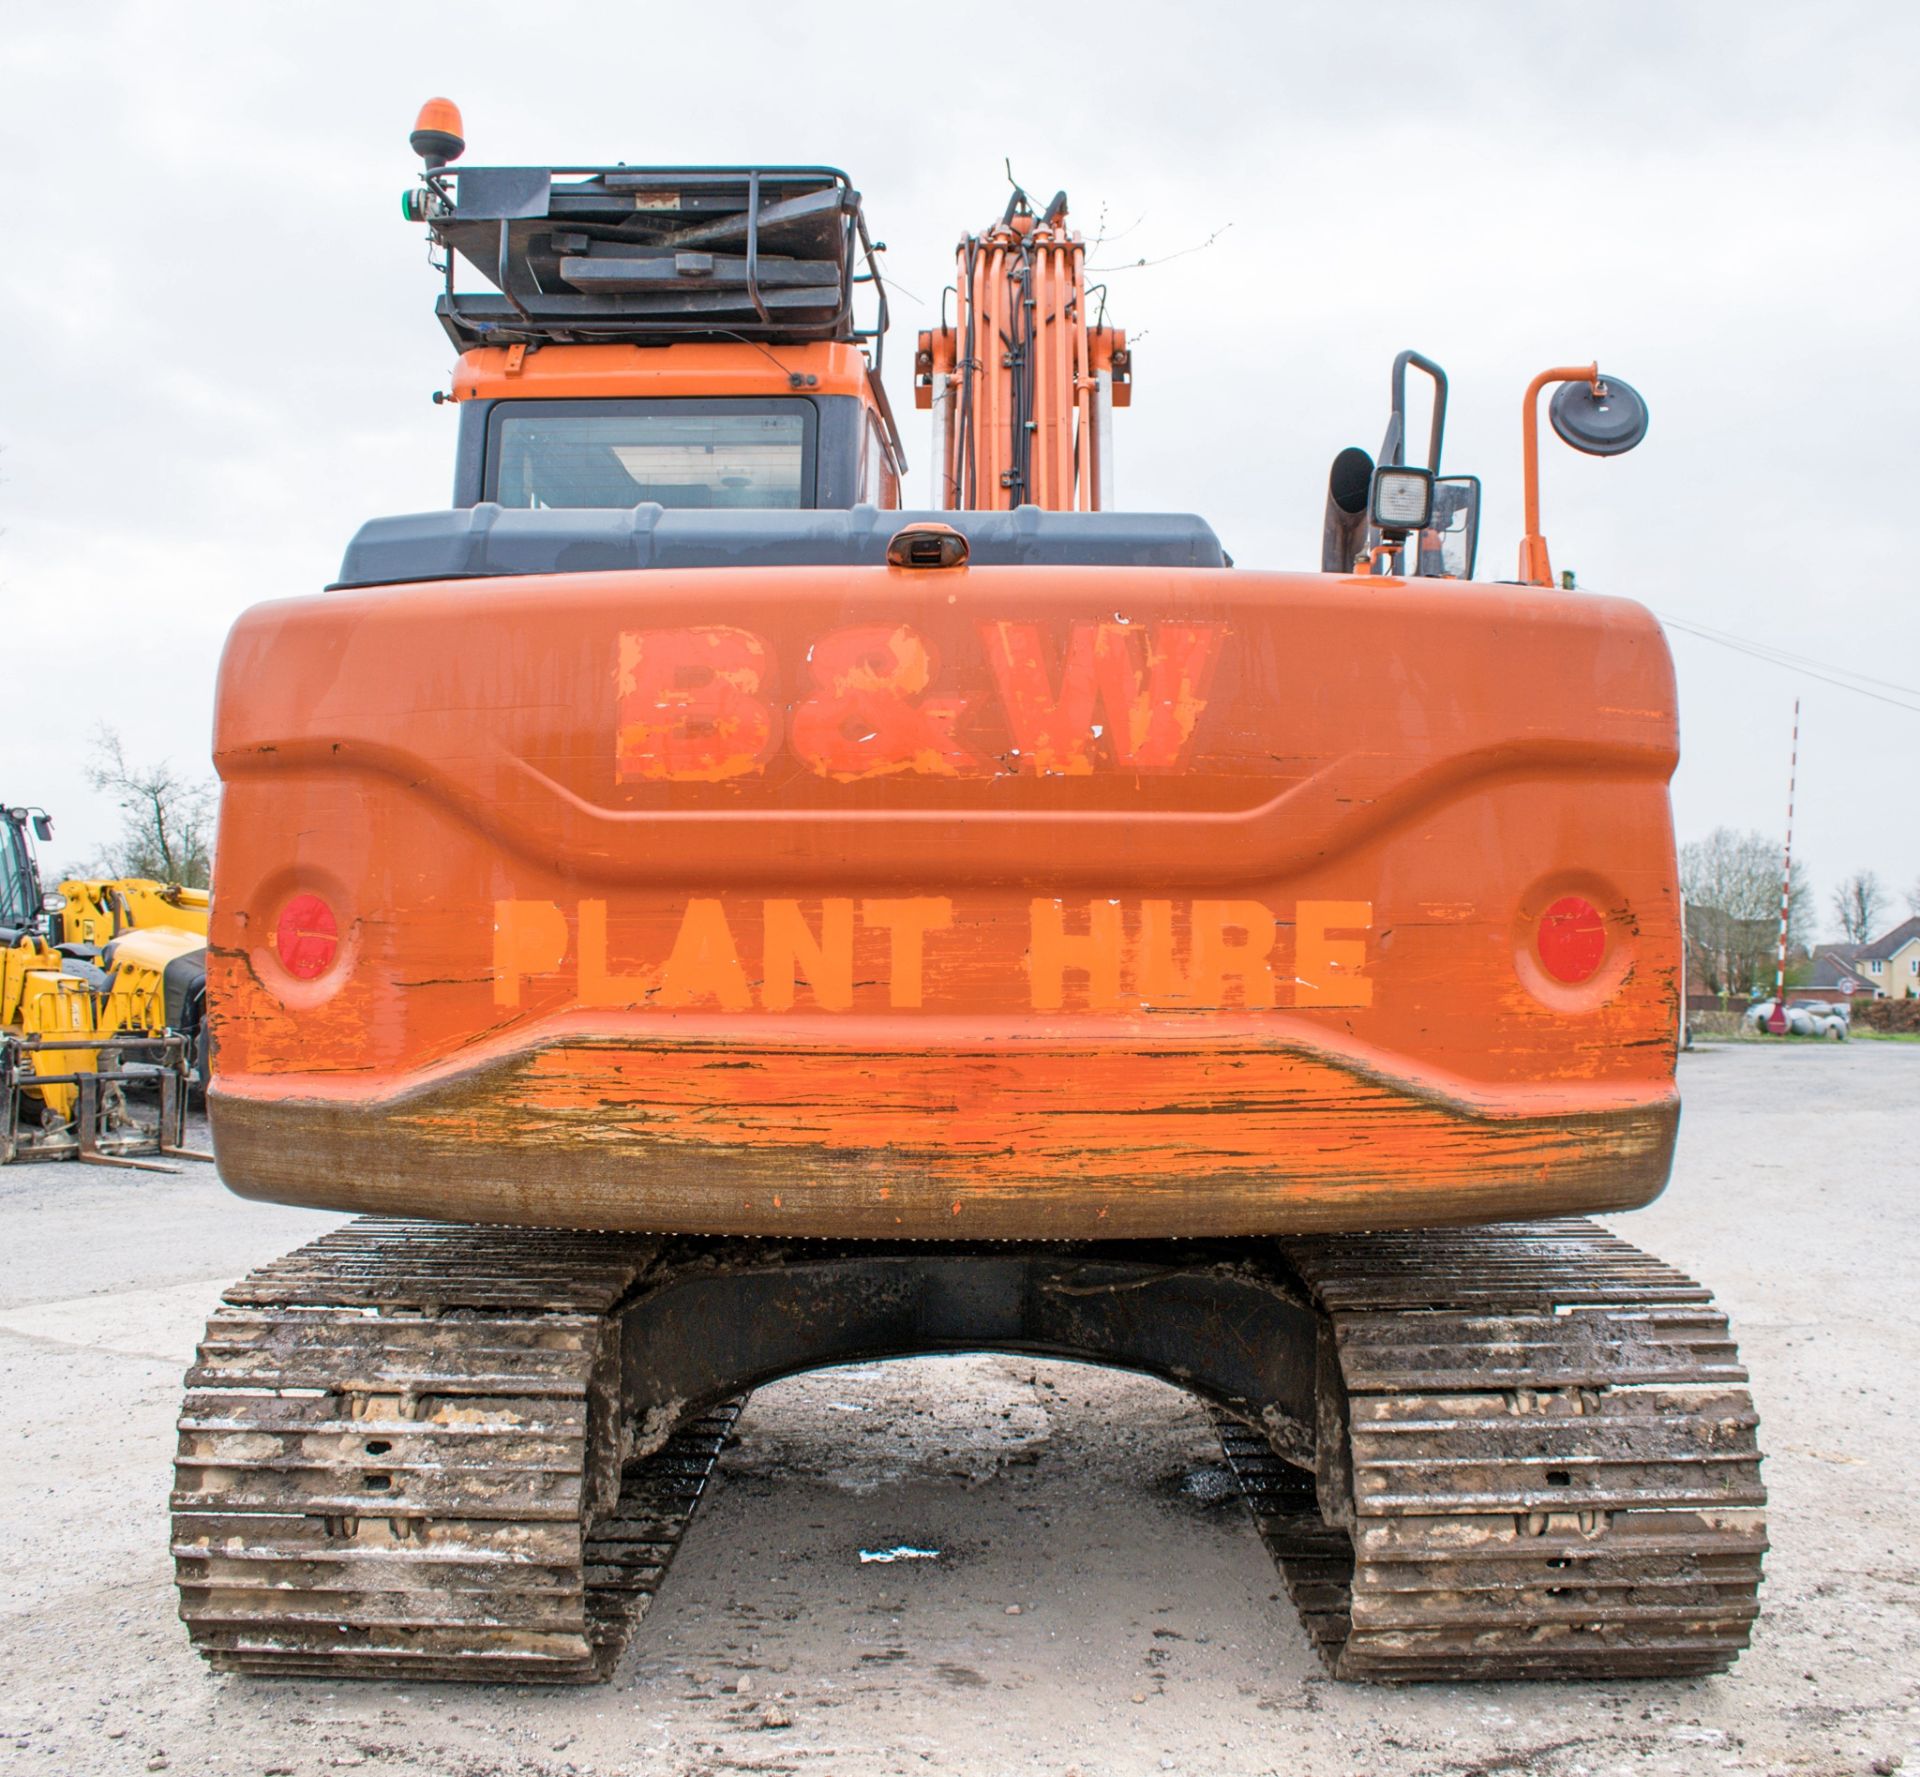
(276, 893), (339, 980)
(1537, 895), (1607, 984)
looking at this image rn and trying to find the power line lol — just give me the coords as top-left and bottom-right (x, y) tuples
(1579, 583), (1920, 710)
(1653, 614), (1920, 714)
(1654, 613), (1920, 701)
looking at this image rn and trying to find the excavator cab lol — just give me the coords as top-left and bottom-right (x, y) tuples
(407, 137), (905, 512)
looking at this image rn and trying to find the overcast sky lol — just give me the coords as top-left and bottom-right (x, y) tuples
(3, 2), (1916, 938)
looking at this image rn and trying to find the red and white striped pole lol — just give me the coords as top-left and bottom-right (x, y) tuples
(1766, 698), (1800, 1034)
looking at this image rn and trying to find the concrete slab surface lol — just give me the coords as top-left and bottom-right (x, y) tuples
(0, 1047), (1915, 1777)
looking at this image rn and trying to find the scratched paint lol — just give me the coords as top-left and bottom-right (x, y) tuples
(615, 617), (1228, 782)
(979, 620), (1223, 774)
(209, 1035), (1678, 1237)
(615, 626), (777, 782)
(469, 1040), (1661, 1188)
(205, 567), (1684, 1238)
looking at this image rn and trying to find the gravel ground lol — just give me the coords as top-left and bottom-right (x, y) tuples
(0, 1044), (1915, 1777)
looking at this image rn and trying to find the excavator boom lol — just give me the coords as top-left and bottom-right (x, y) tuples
(916, 187), (1129, 511)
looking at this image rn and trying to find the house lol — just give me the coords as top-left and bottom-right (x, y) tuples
(1851, 915), (1920, 1000)
(1792, 944), (1873, 1003)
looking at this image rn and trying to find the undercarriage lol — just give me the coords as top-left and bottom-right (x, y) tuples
(173, 1217), (1764, 1683)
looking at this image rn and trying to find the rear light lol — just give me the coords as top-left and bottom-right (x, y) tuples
(1536, 895), (1607, 984)
(275, 893), (340, 980)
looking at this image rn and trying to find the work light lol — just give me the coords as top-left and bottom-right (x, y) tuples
(1370, 466), (1434, 533)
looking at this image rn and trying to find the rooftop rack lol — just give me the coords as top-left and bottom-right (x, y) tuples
(420, 164), (890, 369)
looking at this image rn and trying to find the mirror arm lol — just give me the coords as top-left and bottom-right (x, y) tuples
(1518, 362), (1599, 586)
(1388, 351), (1449, 473)
(1376, 411), (1405, 472)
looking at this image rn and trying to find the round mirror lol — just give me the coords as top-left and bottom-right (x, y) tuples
(1549, 376), (1649, 456)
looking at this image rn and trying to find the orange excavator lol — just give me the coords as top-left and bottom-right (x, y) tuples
(171, 102), (1763, 1685)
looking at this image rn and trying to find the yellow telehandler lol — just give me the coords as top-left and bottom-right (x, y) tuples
(1, 804), (212, 1168)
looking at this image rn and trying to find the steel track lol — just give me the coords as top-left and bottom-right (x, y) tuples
(174, 1215), (1764, 1684)
(173, 1221), (741, 1682)
(1213, 1218), (1766, 1680)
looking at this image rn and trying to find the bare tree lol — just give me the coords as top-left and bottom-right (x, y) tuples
(1679, 826), (1812, 999)
(1831, 870), (1885, 945)
(84, 726), (215, 887)
(1909, 875), (1920, 918)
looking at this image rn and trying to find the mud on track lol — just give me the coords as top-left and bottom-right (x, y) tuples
(1, 1045), (1916, 1776)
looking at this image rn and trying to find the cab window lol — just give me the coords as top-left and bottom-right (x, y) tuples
(0, 825), (34, 928)
(488, 400), (816, 509)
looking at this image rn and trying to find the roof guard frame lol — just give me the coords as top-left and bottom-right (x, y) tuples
(422, 163), (890, 372)
(420, 161), (900, 470)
